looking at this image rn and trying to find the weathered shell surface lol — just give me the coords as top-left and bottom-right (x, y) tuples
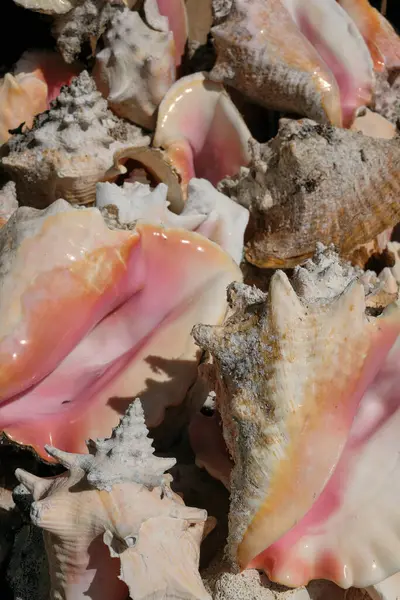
(94, 8), (176, 129)
(0, 71), (149, 208)
(210, 0), (373, 127)
(219, 118), (400, 268)
(0, 181), (18, 227)
(13, 0), (76, 14)
(192, 245), (400, 588)
(15, 399), (211, 600)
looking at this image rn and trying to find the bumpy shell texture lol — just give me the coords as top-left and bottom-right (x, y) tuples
(219, 118), (400, 268)
(15, 399), (211, 600)
(192, 244), (400, 589)
(94, 8), (176, 130)
(210, 0), (373, 128)
(0, 71), (149, 208)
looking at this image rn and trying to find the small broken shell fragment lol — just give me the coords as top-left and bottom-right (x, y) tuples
(192, 245), (400, 589)
(153, 72), (251, 193)
(351, 108), (397, 138)
(210, 0), (373, 128)
(0, 181), (18, 227)
(108, 146), (184, 211)
(0, 71), (149, 208)
(96, 177), (249, 263)
(94, 8), (176, 130)
(15, 399), (211, 600)
(219, 118), (400, 268)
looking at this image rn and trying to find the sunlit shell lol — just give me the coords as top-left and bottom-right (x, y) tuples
(96, 177), (249, 264)
(0, 196), (241, 458)
(153, 72), (251, 194)
(210, 0), (373, 128)
(94, 8), (176, 130)
(15, 399), (211, 599)
(219, 118), (400, 268)
(0, 71), (149, 208)
(13, 0), (75, 14)
(145, 0), (189, 67)
(192, 245), (400, 589)
(337, 0), (400, 72)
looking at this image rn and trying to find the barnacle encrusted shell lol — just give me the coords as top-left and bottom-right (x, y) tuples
(219, 118), (400, 268)
(13, 0), (76, 14)
(94, 8), (176, 130)
(0, 72), (47, 145)
(0, 196), (241, 457)
(0, 71), (149, 208)
(192, 245), (400, 588)
(210, 0), (373, 128)
(15, 399), (211, 600)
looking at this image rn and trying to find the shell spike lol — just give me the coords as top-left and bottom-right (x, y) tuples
(14, 468), (52, 500)
(44, 444), (94, 471)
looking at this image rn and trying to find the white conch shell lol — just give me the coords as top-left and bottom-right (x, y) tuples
(0, 71), (149, 208)
(94, 8), (176, 129)
(192, 244), (400, 588)
(0, 181), (18, 227)
(96, 177), (249, 264)
(13, 0), (75, 14)
(15, 399), (211, 600)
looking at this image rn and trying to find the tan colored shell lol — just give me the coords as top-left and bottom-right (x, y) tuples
(192, 245), (398, 572)
(108, 146), (184, 212)
(0, 72), (48, 145)
(15, 399), (211, 600)
(94, 8), (176, 129)
(0, 71), (149, 208)
(219, 118), (400, 268)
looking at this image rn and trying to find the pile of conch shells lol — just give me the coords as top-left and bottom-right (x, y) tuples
(1, 0), (400, 599)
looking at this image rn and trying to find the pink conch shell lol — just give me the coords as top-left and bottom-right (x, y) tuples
(14, 49), (81, 104)
(94, 8), (176, 129)
(1, 71), (149, 207)
(192, 245), (400, 589)
(0, 199), (241, 458)
(210, 0), (374, 127)
(0, 51), (80, 146)
(0, 72), (47, 145)
(337, 0), (400, 72)
(153, 72), (251, 193)
(96, 178), (249, 264)
(15, 399), (211, 599)
(0, 182), (18, 227)
(144, 0), (189, 67)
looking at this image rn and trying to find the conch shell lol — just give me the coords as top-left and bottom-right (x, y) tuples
(96, 177), (249, 264)
(145, 0), (189, 67)
(0, 71), (149, 208)
(0, 196), (241, 458)
(219, 118), (400, 268)
(210, 0), (374, 128)
(15, 398), (211, 599)
(153, 72), (252, 194)
(94, 8), (176, 129)
(337, 0), (400, 72)
(192, 245), (400, 589)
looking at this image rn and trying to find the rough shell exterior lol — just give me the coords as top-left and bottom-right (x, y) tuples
(219, 118), (400, 268)
(0, 71), (149, 208)
(15, 399), (211, 599)
(94, 8), (176, 129)
(192, 245), (399, 579)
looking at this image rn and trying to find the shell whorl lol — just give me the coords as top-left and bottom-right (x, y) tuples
(45, 399), (176, 491)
